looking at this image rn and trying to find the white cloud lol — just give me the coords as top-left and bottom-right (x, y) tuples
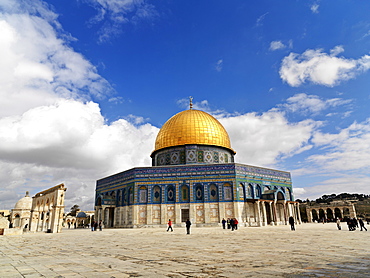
(255, 12), (269, 27)
(0, 9), (112, 118)
(0, 1), (157, 210)
(215, 59), (223, 72)
(220, 111), (317, 167)
(83, 0), (157, 42)
(311, 3), (319, 14)
(297, 175), (370, 201)
(280, 93), (352, 115)
(309, 119), (370, 172)
(269, 40), (286, 51)
(280, 46), (370, 87)
(292, 187), (306, 199)
(0, 99), (158, 210)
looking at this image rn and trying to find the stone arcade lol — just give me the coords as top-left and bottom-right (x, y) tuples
(95, 104), (300, 228)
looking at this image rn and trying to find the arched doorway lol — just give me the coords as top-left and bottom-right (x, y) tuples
(312, 209), (319, 222)
(265, 202), (272, 224)
(326, 208), (334, 221)
(319, 209), (326, 221)
(334, 208), (342, 219)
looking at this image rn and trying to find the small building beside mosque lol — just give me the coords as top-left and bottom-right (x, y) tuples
(7, 184), (66, 234)
(95, 103), (300, 228)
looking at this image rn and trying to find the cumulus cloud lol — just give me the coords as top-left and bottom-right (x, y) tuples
(296, 175), (370, 201)
(0, 1), (158, 210)
(220, 111), (317, 167)
(0, 99), (158, 210)
(0, 4), (112, 117)
(82, 0), (157, 43)
(279, 93), (352, 115)
(269, 41), (286, 51)
(309, 119), (370, 172)
(280, 46), (370, 87)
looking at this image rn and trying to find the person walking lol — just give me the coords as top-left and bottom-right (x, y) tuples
(234, 218), (239, 230)
(186, 219), (191, 234)
(336, 218), (341, 230)
(221, 218), (226, 229)
(230, 218), (235, 231)
(359, 218), (367, 231)
(227, 218), (231, 229)
(99, 220), (103, 231)
(289, 216), (295, 231)
(167, 219), (173, 232)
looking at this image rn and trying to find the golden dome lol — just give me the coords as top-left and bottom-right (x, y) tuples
(152, 109), (235, 154)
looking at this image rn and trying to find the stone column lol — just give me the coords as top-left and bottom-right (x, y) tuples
(256, 201), (262, 227)
(261, 201), (267, 226)
(175, 203), (181, 224)
(146, 204), (153, 225)
(296, 203), (302, 224)
(160, 203), (167, 225)
(282, 201), (287, 224)
(307, 208), (312, 223)
(204, 202), (210, 224)
(272, 201), (277, 225)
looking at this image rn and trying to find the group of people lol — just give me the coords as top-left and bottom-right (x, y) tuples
(167, 219), (192, 234)
(221, 218), (239, 231)
(91, 220), (103, 231)
(345, 218), (367, 231)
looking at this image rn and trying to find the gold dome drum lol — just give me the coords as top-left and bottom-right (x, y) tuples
(152, 109), (235, 154)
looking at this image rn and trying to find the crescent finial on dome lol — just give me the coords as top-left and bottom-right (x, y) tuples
(189, 96), (193, 109)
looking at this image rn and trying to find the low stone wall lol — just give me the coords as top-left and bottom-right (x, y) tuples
(2, 228), (23, 236)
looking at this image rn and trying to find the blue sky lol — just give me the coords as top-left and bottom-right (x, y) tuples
(1, 0), (370, 210)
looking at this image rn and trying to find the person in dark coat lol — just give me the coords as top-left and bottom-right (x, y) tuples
(230, 218), (235, 231)
(221, 218), (226, 229)
(227, 218), (231, 229)
(186, 219), (191, 234)
(359, 218), (367, 231)
(289, 216), (295, 231)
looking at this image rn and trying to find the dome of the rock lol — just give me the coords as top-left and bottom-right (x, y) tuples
(152, 109), (235, 155)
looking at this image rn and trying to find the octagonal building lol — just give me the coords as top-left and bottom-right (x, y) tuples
(95, 106), (300, 228)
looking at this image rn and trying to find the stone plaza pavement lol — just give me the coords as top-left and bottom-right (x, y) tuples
(0, 223), (369, 278)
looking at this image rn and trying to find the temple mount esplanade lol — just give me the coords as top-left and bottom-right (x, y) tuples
(94, 102), (300, 228)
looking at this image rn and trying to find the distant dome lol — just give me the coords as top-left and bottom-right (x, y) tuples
(14, 192), (32, 210)
(152, 109), (235, 156)
(76, 211), (87, 218)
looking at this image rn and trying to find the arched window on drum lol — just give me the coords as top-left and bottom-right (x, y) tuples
(247, 184), (254, 198)
(167, 185), (175, 203)
(180, 185), (189, 202)
(128, 187), (134, 205)
(277, 191), (285, 200)
(194, 183), (204, 202)
(238, 183), (244, 200)
(139, 186), (147, 203)
(152, 186), (161, 203)
(209, 184), (218, 201)
(286, 188), (292, 201)
(255, 185), (262, 198)
(223, 183), (233, 201)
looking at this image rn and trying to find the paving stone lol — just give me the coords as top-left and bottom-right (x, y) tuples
(1, 223), (370, 277)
